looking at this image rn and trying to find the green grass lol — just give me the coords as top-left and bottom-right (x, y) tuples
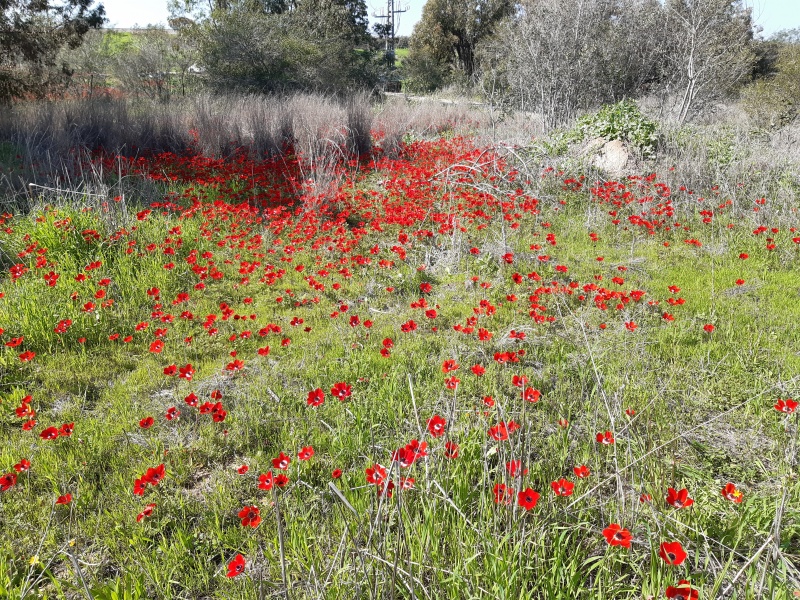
(0, 134), (799, 599)
(395, 48), (409, 67)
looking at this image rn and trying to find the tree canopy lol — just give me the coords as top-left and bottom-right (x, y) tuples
(403, 0), (510, 90)
(169, 0), (376, 93)
(0, 0), (105, 102)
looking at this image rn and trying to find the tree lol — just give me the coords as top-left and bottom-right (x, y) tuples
(169, 0), (368, 35)
(193, 0), (376, 94)
(491, 0), (752, 125)
(500, 0), (667, 127)
(0, 0), (105, 102)
(664, 0), (755, 123)
(59, 29), (133, 98)
(170, 0), (374, 93)
(742, 37), (800, 128)
(111, 28), (193, 101)
(404, 0), (510, 88)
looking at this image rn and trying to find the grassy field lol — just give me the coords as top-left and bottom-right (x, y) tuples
(0, 101), (799, 599)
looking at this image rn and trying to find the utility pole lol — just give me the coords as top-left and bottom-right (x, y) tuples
(374, 0), (407, 75)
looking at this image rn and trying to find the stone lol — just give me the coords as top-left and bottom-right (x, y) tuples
(593, 139), (629, 176)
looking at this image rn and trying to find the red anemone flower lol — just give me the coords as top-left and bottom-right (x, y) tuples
(573, 465), (590, 478)
(330, 382), (352, 401)
(551, 479), (575, 496)
(226, 554), (246, 578)
(666, 580), (698, 600)
(139, 416), (154, 429)
(0, 473), (17, 492)
(55, 493), (72, 505)
(427, 414), (446, 437)
(596, 430), (615, 445)
(307, 388), (325, 407)
(512, 374), (529, 387)
(505, 460), (528, 477)
(602, 523), (632, 548)
(179, 364), (195, 380)
(272, 452), (291, 470)
(522, 387), (541, 403)
(659, 541), (687, 565)
(136, 503), (157, 522)
(518, 487), (540, 510)
(298, 446), (314, 460)
(492, 483), (514, 505)
(40, 427), (59, 440)
(774, 398), (797, 414)
(238, 505), (261, 528)
(488, 423), (509, 441)
(366, 464), (387, 486)
(258, 472), (273, 490)
(136, 502), (156, 523)
(378, 480), (396, 497)
(14, 459), (30, 473)
(59, 423), (74, 437)
(666, 487), (694, 509)
(444, 440), (459, 459)
(441, 359), (459, 373)
(226, 359), (245, 372)
(143, 464), (165, 486)
(393, 446), (415, 468)
(720, 482), (743, 503)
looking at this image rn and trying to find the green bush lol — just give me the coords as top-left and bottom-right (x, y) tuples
(196, 5), (378, 94)
(401, 46), (450, 94)
(741, 43), (800, 130)
(571, 100), (658, 157)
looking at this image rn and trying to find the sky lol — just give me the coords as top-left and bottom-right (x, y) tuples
(101, 0), (800, 39)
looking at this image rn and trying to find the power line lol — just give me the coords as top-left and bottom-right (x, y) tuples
(373, 0), (407, 70)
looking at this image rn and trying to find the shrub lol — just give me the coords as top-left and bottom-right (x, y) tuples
(400, 46), (450, 94)
(572, 100), (658, 157)
(195, 6), (378, 95)
(741, 43), (800, 130)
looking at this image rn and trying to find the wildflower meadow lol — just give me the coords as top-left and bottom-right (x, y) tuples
(0, 99), (799, 599)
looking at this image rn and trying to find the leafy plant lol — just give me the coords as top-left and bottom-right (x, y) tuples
(571, 100), (658, 157)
